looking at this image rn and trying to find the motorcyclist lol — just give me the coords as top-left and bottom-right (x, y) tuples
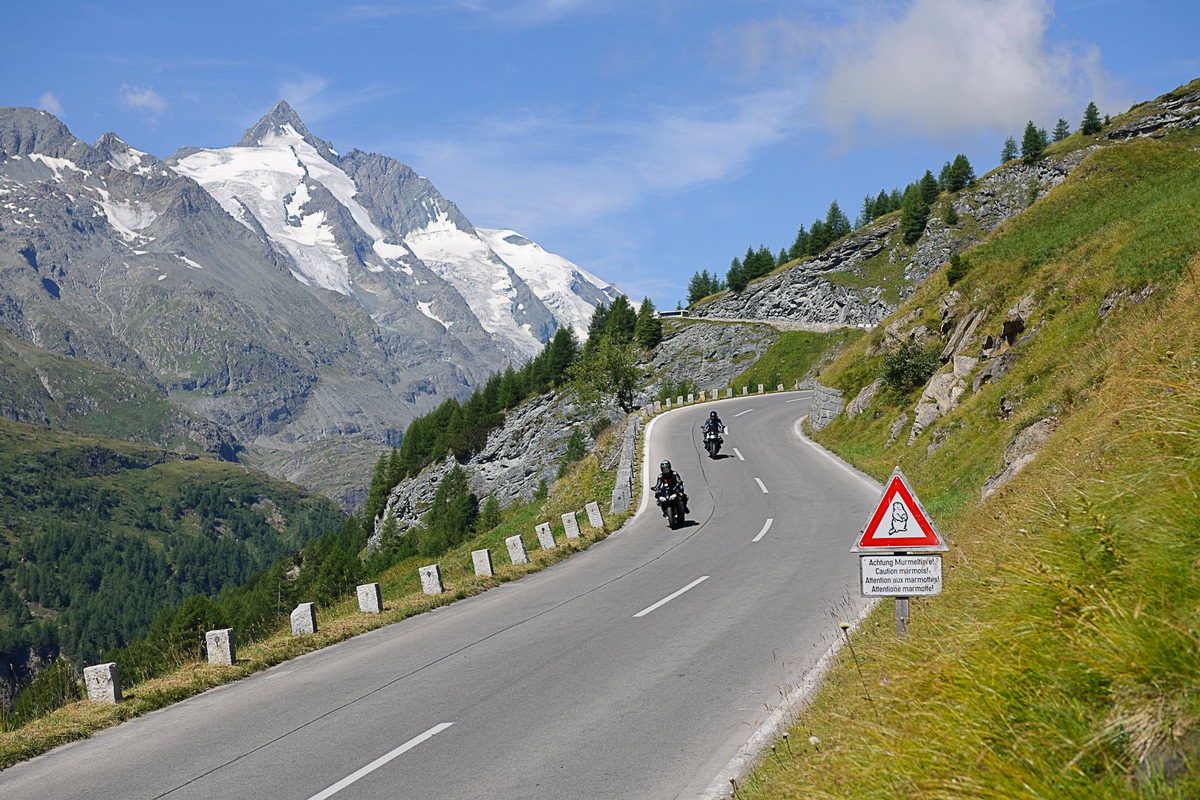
(701, 410), (726, 438)
(654, 459), (690, 515)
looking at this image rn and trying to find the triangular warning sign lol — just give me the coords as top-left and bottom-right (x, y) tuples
(851, 468), (947, 552)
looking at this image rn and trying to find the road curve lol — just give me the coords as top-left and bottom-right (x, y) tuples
(0, 392), (880, 800)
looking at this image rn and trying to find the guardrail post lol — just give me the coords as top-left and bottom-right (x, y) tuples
(357, 583), (383, 614)
(585, 502), (604, 529)
(291, 602), (317, 635)
(84, 663), (121, 704)
(419, 564), (444, 595)
(206, 628), (236, 665)
(535, 522), (556, 550)
(472, 548), (494, 577)
(562, 512), (581, 539)
(506, 534), (529, 564)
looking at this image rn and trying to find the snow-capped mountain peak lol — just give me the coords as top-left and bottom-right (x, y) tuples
(237, 100), (338, 160)
(170, 102), (622, 359)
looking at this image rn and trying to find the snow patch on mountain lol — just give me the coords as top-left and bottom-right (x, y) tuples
(172, 127), (360, 295)
(99, 199), (158, 241)
(478, 228), (622, 338)
(405, 219), (543, 357)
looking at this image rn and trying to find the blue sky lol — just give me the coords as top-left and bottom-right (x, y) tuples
(4, 1), (1199, 310)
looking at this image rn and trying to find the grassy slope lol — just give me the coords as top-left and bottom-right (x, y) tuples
(0, 330), (219, 453)
(730, 327), (866, 391)
(735, 104), (1200, 795)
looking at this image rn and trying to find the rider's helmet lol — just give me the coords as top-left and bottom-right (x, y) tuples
(660, 460), (672, 474)
(710, 411), (718, 419)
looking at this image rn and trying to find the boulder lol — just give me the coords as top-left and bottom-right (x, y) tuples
(847, 380), (883, 419)
(980, 418), (1058, 500)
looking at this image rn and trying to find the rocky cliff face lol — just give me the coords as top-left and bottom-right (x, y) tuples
(371, 390), (626, 543)
(641, 319), (779, 400)
(370, 318), (777, 542)
(691, 150), (1089, 329)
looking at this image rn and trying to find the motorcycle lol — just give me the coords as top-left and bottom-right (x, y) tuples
(703, 428), (722, 458)
(655, 488), (687, 529)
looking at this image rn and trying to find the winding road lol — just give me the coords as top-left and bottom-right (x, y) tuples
(1, 391), (881, 800)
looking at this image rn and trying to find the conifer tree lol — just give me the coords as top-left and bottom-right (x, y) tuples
(807, 218), (831, 254)
(477, 493), (501, 533)
(726, 257), (746, 292)
(788, 225), (809, 260)
(582, 303), (609, 355)
(1021, 121), (1048, 163)
(1001, 136), (1019, 163)
(856, 194), (874, 228)
(872, 189), (896, 220)
(547, 325), (579, 384)
(1081, 101), (1103, 135)
(419, 465), (477, 556)
(634, 296), (662, 350)
(919, 170), (940, 205)
(365, 452), (391, 523)
(687, 271), (707, 306)
(899, 184), (930, 245)
(946, 154), (975, 192)
(604, 295), (637, 345)
(825, 200), (851, 243)
(1052, 118), (1071, 141)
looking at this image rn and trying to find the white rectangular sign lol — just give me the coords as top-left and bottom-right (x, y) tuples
(860, 554), (943, 597)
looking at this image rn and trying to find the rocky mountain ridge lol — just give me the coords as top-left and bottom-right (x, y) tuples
(0, 103), (621, 508)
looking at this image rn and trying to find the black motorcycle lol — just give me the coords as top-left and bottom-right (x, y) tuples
(655, 487), (687, 529)
(703, 428), (722, 458)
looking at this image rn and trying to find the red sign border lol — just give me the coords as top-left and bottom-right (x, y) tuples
(851, 468), (948, 553)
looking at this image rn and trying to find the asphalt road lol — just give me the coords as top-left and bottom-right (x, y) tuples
(0, 391), (881, 800)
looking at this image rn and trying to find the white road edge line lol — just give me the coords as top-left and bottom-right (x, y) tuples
(633, 576), (709, 618)
(752, 518), (773, 542)
(699, 601), (877, 799)
(733, 448), (745, 461)
(754, 477), (769, 494)
(700, 413), (881, 799)
(790, 417), (881, 493)
(785, 398), (804, 403)
(734, 408), (755, 417)
(308, 722), (454, 800)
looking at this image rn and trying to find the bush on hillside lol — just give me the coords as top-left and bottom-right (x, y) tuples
(881, 340), (941, 392)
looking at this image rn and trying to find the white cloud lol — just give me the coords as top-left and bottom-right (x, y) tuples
(36, 92), (65, 117)
(393, 84), (812, 235)
(278, 74), (332, 115)
(814, 0), (1116, 139)
(119, 85), (167, 115)
(275, 74), (394, 125)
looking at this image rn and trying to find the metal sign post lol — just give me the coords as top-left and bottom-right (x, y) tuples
(852, 468), (947, 636)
